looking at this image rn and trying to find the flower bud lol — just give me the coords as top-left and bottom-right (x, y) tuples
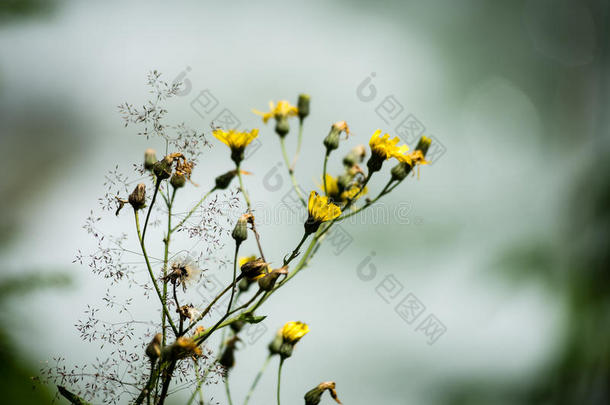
(219, 336), (239, 370)
(215, 170), (237, 190)
(323, 121), (349, 153)
(415, 135), (432, 156)
(232, 214), (249, 244)
(238, 277), (252, 292)
(144, 148), (157, 171)
(343, 145), (366, 167)
(297, 94), (310, 121)
(152, 157), (172, 180)
(268, 329), (283, 355)
(275, 116), (290, 137)
(170, 172), (186, 189)
(128, 183), (146, 210)
(304, 382), (341, 405)
(257, 266), (288, 291)
(145, 333), (162, 362)
(390, 162), (412, 181)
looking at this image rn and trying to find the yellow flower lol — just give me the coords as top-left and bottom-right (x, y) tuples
(307, 191), (341, 223)
(319, 174), (340, 198)
(238, 255), (257, 267)
(253, 100), (299, 123)
(213, 128), (259, 164)
(213, 128), (259, 151)
(369, 129), (408, 161)
(281, 321), (309, 344)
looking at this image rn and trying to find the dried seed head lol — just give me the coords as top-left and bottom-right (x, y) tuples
(128, 183), (146, 210)
(304, 381), (342, 405)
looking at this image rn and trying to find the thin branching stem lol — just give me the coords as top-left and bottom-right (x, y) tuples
(133, 210), (178, 335)
(279, 137), (306, 206)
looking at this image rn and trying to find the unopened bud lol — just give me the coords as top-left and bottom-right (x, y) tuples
(416, 135), (432, 157)
(343, 145), (366, 167)
(144, 149), (157, 171)
(268, 330), (283, 355)
(390, 162), (412, 181)
(323, 121), (348, 153)
(238, 277), (252, 292)
(257, 266), (288, 291)
(232, 214), (249, 244)
(170, 173), (186, 189)
(215, 170), (237, 190)
(152, 157), (172, 180)
(219, 336), (239, 370)
(297, 94), (310, 121)
(128, 183), (146, 210)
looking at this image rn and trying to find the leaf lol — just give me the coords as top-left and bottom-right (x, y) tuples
(237, 313), (266, 324)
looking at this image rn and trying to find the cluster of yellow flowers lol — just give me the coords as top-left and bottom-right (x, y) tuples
(121, 92), (431, 405)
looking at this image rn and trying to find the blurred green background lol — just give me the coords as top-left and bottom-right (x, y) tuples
(0, 0), (608, 404)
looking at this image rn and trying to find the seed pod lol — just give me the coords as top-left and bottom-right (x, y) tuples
(215, 170), (237, 190)
(128, 183), (146, 210)
(232, 214), (249, 244)
(170, 173), (186, 189)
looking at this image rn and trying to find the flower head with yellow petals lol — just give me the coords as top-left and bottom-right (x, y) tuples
(281, 321), (309, 344)
(367, 129), (409, 172)
(213, 128), (259, 164)
(253, 100), (299, 123)
(305, 191), (341, 233)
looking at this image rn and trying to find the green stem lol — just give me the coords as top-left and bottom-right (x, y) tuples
(161, 188), (177, 344)
(283, 232), (310, 266)
(142, 178), (161, 242)
(186, 362), (205, 405)
(279, 137), (306, 206)
(227, 243), (240, 315)
(277, 358), (284, 405)
(290, 121), (304, 172)
(244, 354), (272, 405)
(225, 375), (234, 405)
(237, 164), (252, 209)
(322, 151), (330, 196)
(134, 210), (178, 335)
(171, 187), (216, 233)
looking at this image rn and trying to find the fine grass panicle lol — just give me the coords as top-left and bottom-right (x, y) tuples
(42, 71), (432, 405)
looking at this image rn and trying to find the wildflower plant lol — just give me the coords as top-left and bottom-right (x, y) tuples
(43, 72), (431, 405)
